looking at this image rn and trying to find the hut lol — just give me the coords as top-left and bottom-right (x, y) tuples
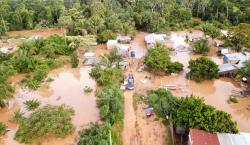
(117, 35), (131, 44)
(107, 40), (118, 50)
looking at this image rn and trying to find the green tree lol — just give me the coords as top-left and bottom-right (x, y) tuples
(241, 60), (250, 84)
(186, 57), (219, 82)
(193, 39), (209, 54)
(70, 52), (79, 68)
(15, 105), (75, 144)
(166, 62), (184, 73)
(201, 23), (221, 39)
(144, 44), (171, 73)
(0, 122), (7, 136)
(97, 29), (116, 43)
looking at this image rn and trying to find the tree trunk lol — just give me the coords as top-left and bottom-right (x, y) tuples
(0, 13), (7, 33)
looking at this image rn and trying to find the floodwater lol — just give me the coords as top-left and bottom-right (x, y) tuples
(127, 30), (250, 133)
(0, 65), (100, 145)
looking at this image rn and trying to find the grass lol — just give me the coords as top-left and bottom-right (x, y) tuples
(227, 95), (238, 104)
(24, 99), (40, 110)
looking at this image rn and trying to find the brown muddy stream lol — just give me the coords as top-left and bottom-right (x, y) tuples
(0, 66), (100, 145)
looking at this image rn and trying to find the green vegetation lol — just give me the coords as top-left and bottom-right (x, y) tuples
(144, 44), (183, 74)
(193, 39), (209, 54)
(0, 122), (7, 136)
(166, 62), (184, 73)
(70, 52), (79, 68)
(83, 86), (93, 93)
(144, 44), (171, 73)
(24, 99), (40, 110)
(201, 23), (221, 39)
(225, 23), (250, 51)
(148, 89), (238, 133)
(97, 29), (116, 43)
(78, 84), (123, 145)
(186, 57), (219, 82)
(78, 123), (111, 145)
(0, 35), (74, 107)
(96, 84), (124, 125)
(15, 105), (74, 144)
(11, 111), (25, 124)
(241, 60), (250, 84)
(90, 65), (122, 86)
(227, 95), (238, 104)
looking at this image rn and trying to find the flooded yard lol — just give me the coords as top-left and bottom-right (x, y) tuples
(0, 65), (100, 145)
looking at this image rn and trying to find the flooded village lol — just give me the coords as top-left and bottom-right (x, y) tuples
(0, 27), (250, 145)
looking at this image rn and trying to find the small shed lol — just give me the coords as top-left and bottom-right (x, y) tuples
(145, 33), (166, 48)
(107, 40), (118, 50)
(117, 35), (131, 44)
(219, 64), (237, 76)
(117, 44), (130, 56)
(83, 52), (96, 66)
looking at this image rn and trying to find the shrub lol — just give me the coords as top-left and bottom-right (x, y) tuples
(227, 95), (238, 104)
(201, 23), (220, 39)
(186, 57), (219, 82)
(148, 89), (238, 133)
(0, 122), (7, 136)
(97, 29), (116, 43)
(166, 62), (184, 73)
(193, 39), (209, 54)
(90, 65), (122, 86)
(24, 99), (40, 110)
(83, 86), (93, 93)
(96, 84), (124, 125)
(144, 44), (171, 73)
(11, 111), (25, 124)
(70, 52), (79, 68)
(15, 105), (75, 144)
(78, 123), (110, 145)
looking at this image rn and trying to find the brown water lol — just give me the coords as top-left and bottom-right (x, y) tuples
(0, 65), (100, 145)
(127, 30), (250, 133)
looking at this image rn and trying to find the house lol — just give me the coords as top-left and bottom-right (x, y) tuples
(107, 40), (118, 50)
(223, 53), (249, 65)
(219, 64), (237, 76)
(117, 35), (131, 44)
(83, 52), (96, 66)
(145, 33), (166, 48)
(220, 48), (230, 55)
(117, 44), (130, 57)
(188, 129), (250, 145)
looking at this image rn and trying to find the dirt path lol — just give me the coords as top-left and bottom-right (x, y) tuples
(122, 91), (140, 145)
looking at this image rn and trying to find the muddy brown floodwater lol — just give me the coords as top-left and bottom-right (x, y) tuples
(0, 65), (100, 145)
(122, 30), (250, 145)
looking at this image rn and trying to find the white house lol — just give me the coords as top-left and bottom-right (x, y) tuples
(145, 33), (166, 48)
(107, 40), (118, 50)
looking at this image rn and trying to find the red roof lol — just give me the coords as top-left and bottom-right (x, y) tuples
(189, 129), (220, 145)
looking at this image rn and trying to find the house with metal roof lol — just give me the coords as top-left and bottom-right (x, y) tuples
(188, 129), (250, 145)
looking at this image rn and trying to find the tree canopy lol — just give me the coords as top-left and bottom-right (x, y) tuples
(15, 105), (75, 144)
(148, 89), (238, 133)
(186, 57), (219, 82)
(193, 38), (209, 54)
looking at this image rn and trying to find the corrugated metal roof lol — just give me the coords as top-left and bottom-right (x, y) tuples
(217, 132), (250, 145)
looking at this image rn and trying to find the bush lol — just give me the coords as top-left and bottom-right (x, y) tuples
(70, 52), (79, 68)
(24, 99), (40, 110)
(166, 62), (184, 73)
(193, 39), (209, 54)
(227, 95), (238, 104)
(148, 89), (178, 117)
(148, 89), (238, 133)
(144, 44), (171, 73)
(78, 123), (110, 145)
(201, 23), (221, 39)
(0, 122), (7, 136)
(15, 105), (75, 144)
(83, 86), (93, 93)
(186, 57), (219, 82)
(96, 84), (124, 125)
(97, 29), (116, 43)
(90, 65), (122, 86)
(11, 111), (25, 124)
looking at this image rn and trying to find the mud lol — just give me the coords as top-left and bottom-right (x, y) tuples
(0, 65), (100, 145)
